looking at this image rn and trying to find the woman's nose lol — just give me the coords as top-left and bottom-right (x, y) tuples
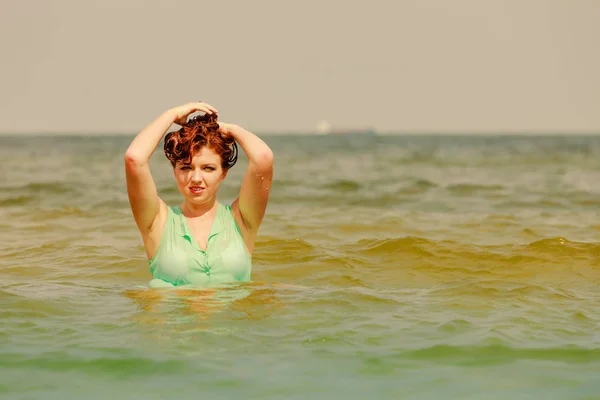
(191, 169), (203, 182)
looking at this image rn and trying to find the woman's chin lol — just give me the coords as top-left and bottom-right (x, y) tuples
(186, 193), (212, 204)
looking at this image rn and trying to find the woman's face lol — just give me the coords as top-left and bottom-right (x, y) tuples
(174, 147), (227, 205)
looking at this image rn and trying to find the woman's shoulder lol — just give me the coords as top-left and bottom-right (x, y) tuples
(166, 204), (181, 214)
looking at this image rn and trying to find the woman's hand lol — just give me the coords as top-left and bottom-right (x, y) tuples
(217, 121), (235, 135)
(169, 101), (219, 126)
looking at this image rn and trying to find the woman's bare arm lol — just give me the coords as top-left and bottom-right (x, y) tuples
(220, 122), (274, 234)
(125, 102), (218, 232)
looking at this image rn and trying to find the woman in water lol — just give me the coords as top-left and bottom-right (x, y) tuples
(125, 101), (273, 288)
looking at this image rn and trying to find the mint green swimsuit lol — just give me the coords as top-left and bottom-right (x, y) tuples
(148, 203), (252, 288)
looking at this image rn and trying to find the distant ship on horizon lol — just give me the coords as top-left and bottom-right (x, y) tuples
(315, 120), (377, 136)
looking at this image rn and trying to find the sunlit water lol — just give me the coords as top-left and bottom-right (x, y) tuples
(1, 134), (600, 399)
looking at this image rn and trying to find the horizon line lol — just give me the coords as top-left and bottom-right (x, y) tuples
(2, 130), (600, 137)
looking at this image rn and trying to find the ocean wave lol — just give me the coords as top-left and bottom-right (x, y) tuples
(0, 195), (34, 206)
(446, 183), (505, 195)
(397, 344), (600, 364)
(0, 182), (76, 195)
(0, 351), (189, 376)
(341, 236), (600, 260)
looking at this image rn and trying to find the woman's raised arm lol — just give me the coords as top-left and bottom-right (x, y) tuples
(220, 122), (274, 236)
(125, 102), (218, 232)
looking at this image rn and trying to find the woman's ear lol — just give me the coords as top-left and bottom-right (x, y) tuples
(220, 169), (228, 182)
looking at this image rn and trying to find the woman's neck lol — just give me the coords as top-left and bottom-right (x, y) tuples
(180, 199), (218, 218)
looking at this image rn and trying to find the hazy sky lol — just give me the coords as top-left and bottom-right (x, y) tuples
(1, 0), (599, 134)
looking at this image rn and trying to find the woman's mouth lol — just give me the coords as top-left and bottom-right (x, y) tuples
(189, 186), (205, 195)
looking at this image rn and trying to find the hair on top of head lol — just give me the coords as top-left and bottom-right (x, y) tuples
(163, 112), (238, 169)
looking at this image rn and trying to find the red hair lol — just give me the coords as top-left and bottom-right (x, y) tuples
(163, 113), (238, 169)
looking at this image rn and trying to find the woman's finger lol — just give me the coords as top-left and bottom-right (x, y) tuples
(196, 102), (218, 114)
(185, 104), (212, 115)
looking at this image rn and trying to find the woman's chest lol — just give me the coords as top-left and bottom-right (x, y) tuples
(156, 234), (250, 281)
(186, 218), (215, 251)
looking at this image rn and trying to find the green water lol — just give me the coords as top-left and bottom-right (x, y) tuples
(1, 134), (600, 399)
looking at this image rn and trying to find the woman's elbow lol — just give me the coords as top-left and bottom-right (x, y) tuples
(261, 148), (274, 165)
(124, 150), (147, 168)
(256, 148), (274, 171)
(250, 147), (273, 168)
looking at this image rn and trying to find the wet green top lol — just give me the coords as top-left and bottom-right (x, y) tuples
(148, 203), (251, 288)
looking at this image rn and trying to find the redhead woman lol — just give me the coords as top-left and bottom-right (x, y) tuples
(125, 102), (273, 288)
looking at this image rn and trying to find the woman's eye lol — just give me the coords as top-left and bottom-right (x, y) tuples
(181, 166), (191, 170)
(204, 167), (215, 171)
